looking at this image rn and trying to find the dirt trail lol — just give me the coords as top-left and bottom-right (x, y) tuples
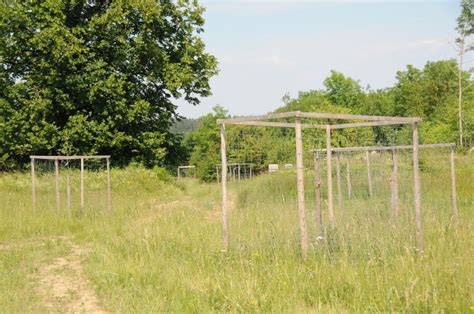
(37, 244), (106, 313)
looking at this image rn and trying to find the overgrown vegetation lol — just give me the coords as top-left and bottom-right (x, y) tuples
(1, 153), (472, 312)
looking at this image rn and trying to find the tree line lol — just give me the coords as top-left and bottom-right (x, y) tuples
(1, 0), (472, 174)
(184, 60), (473, 181)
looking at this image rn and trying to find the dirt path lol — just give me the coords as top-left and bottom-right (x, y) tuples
(37, 244), (106, 313)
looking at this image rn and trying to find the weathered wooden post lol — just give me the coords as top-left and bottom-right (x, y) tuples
(412, 123), (423, 252)
(106, 157), (111, 213)
(346, 157), (352, 199)
(31, 157), (36, 213)
(379, 151), (385, 178)
(390, 149), (400, 218)
(365, 151), (373, 198)
(80, 158), (84, 211)
(313, 153), (323, 240)
(66, 174), (71, 214)
(326, 125), (335, 225)
(450, 146), (458, 220)
(336, 152), (343, 212)
(55, 158), (60, 211)
(295, 117), (308, 259)
(220, 124), (229, 252)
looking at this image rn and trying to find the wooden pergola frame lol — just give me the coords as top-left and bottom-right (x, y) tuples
(30, 155), (111, 214)
(216, 111), (424, 258)
(177, 165), (196, 179)
(215, 163), (254, 183)
(311, 142), (458, 222)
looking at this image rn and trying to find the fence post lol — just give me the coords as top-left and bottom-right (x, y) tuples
(326, 125), (334, 225)
(220, 124), (229, 252)
(313, 153), (323, 240)
(346, 157), (352, 199)
(336, 152), (343, 213)
(66, 174), (71, 214)
(450, 147), (458, 220)
(365, 151), (373, 198)
(31, 157), (36, 213)
(412, 122), (423, 252)
(55, 158), (60, 211)
(295, 117), (308, 259)
(80, 158), (84, 211)
(107, 157), (111, 214)
(390, 149), (400, 218)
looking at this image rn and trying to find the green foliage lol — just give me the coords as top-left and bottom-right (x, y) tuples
(186, 60), (472, 181)
(186, 105), (228, 181)
(0, 0), (217, 170)
(456, 0), (474, 50)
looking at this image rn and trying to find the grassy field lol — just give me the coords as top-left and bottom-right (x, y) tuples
(0, 154), (473, 312)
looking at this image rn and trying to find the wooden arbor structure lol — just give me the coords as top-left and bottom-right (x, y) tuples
(177, 166), (196, 179)
(217, 111), (423, 259)
(30, 155), (112, 214)
(311, 143), (458, 221)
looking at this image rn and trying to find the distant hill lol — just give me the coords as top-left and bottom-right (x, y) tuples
(170, 118), (201, 134)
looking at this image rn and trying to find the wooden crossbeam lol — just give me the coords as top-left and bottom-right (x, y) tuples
(298, 112), (422, 123)
(30, 155), (111, 160)
(216, 111), (422, 126)
(311, 143), (455, 153)
(330, 121), (408, 129)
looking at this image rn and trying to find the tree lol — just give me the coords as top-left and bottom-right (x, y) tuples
(186, 106), (228, 181)
(455, 0), (474, 146)
(323, 70), (366, 110)
(0, 0), (217, 170)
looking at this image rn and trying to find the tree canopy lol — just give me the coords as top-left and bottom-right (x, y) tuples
(0, 0), (217, 170)
(184, 60), (473, 181)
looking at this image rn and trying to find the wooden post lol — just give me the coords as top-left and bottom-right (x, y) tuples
(220, 124), (229, 252)
(412, 123), (423, 252)
(66, 174), (71, 214)
(336, 152), (343, 212)
(106, 157), (111, 213)
(379, 151), (385, 178)
(55, 159), (60, 211)
(365, 151), (373, 198)
(177, 167), (180, 180)
(326, 125), (334, 225)
(346, 157), (352, 199)
(31, 158), (36, 213)
(250, 165), (253, 179)
(313, 153), (323, 240)
(238, 164), (241, 181)
(295, 117), (308, 258)
(80, 158), (84, 211)
(390, 149), (400, 218)
(450, 147), (458, 220)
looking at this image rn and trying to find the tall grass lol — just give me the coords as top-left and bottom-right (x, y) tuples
(0, 155), (473, 312)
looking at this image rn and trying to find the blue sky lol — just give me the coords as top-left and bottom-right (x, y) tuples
(177, 0), (468, 118)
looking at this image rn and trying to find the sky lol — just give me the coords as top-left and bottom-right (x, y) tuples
(176, 0), (468, 118)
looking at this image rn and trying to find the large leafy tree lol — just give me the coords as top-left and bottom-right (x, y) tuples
(0, 0), (217, 169)
(455, 0), (474, 146)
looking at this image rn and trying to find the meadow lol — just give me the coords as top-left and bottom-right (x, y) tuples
(0, 153), (473, 312)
